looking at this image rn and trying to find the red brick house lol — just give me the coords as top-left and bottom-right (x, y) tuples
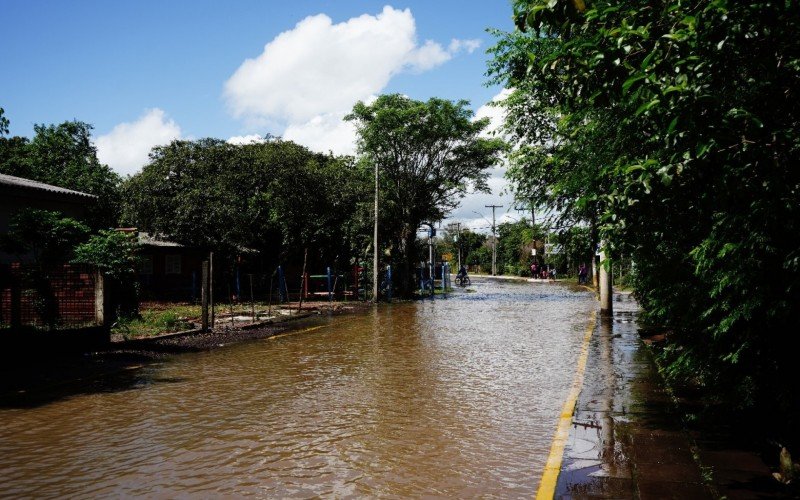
(132, 231), (206, 301)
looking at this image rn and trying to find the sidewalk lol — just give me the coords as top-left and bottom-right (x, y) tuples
(553, 292), (782, 499)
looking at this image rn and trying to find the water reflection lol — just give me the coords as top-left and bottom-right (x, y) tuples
(0, 279), (596, 497)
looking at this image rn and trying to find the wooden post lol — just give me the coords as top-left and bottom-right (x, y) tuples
(94, 269), (106, 327)
(249, 274), (255, 322)
(268, 272), (274, 317)
(298, 248), (308, 311)
(599, 243), (613, 316)
(209, 252), (214, 328)
(201, 260), (209, 331)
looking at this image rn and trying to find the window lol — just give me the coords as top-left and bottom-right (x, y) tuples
(139, 255), (153, 275)
(165, 254), (182, 275)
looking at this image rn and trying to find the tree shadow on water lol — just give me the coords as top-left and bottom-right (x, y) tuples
(0, 345), (193, 410)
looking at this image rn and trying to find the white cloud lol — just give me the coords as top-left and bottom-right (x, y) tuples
(283, 114), (358, 155)
(448, 38), (482, 54)
(96, 108), (182, 176)
(227, 134), (267, 145)
(443, 89), (517, 233)
(474, 87), (512, 138)
(224, 7), (420, 124)
(405, 39), (451, 73)
(224, 6), (481, 155)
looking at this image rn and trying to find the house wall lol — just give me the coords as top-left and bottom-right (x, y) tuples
(138, 247), (206, 301)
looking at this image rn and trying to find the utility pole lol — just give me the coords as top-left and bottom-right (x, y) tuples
(428, 224), (434, 294)
(449, 222), (462, 271)
(514, 200), (535, 226)
(530, 200), (535, 226)
(373, 162), (379, 303)
(599, 240), (613, 315)
(485, 204), (503, 276)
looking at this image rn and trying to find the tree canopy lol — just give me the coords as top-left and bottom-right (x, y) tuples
(489, 0), (800, 411)
(122, 138), (370, 268)
(0, 117), (122, 228)
(0, 209), (90, 267)
(347, 94), (505, 295)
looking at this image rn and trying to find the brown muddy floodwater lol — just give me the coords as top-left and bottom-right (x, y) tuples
(0, 279), (596, 498)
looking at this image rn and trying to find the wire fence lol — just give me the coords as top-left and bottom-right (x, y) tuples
(0, 263), (100, 330)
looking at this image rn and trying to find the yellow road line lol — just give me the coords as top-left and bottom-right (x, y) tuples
(267, 324), (328, 340)
(536, 312), (597, 499)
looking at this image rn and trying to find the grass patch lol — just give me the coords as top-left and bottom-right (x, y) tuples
(113, 302), (200, 339)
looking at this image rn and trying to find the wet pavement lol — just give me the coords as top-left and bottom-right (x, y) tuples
(554, 292), (784, 499)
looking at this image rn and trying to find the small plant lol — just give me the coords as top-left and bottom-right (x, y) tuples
(773, 447), (800, 485)
(156, 311), (191, 332)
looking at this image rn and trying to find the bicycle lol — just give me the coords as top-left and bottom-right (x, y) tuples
(455, 274), (471, 287)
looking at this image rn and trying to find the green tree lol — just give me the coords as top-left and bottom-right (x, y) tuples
(496, 220), (535, 275)
(0, 118), (122, 228)
(0, 209), (91, 328)
(490, 0), (800, 413)
(458, 229), (489, 271)
(346, 94), (505, 296)
(0, 209), (90, 267)
(123, 138), (369, 271)
(73, 230), (140, 319)
(0, 107), (9, 136)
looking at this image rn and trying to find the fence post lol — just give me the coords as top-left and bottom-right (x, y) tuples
(209, 251), (214, 328)
(201, 260), (209, 331)
(327, 266), (332, 303)
(249, 274), (255, 322)
(386, 265), (392, 302)
(277, 266), (286, 303)
(94, 269), (106, 327)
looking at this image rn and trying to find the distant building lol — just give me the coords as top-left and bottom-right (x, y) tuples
(0, 173), (97, 263)
(126, 231), (205, 301)
(0, 174), (102, 334)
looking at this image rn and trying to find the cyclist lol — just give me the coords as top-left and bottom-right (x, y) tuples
(456, 265), (470, 286)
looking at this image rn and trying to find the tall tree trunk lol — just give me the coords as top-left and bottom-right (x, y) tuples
(395, 229), (419, 298)
(589, 220), (599, 288)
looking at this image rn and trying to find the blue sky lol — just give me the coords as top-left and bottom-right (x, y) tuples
(2, 0), (521, 230)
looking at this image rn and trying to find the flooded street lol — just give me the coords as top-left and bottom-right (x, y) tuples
(0, 279), (596, 497)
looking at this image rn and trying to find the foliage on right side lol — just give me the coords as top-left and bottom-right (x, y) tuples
(489, 0), (800, 415)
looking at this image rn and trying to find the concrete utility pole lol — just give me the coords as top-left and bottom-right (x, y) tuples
(516, 201), (536, 226)
(428, 225), (434, 293)
(530, 200), (535, 226)
(599, 241), (613, 315)
(485, 204), (503, 276)
(373, 162), (379, 303)
(449, 222), (462, 270)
